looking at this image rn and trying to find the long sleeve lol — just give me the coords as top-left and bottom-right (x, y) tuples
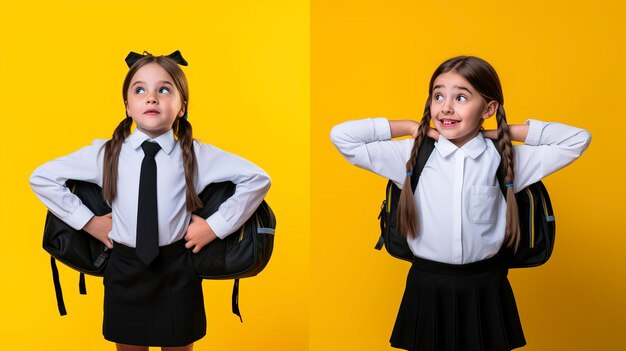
(331, 117), (591, 264)
(194, 142), (272, 239)
(29, 140), (107, 230)
(513, 119), (592, 191)
(330, 117), (413, 186)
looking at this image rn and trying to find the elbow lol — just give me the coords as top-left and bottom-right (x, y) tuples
(582, 129), (592, 148)
(263, 173), (272, 192)
(28, 166), (44, 191)
(576, 129), (592, 156)
(258, 170), (272, 194)
(329, 124), (344, 147)
(28, 170), (37, 189)
(330, 122), (363, 166)
(330, 123), (354, 157)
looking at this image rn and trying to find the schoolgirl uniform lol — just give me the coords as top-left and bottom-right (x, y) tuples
(30, 128), (271, 347)
(331, 118), (590, 351)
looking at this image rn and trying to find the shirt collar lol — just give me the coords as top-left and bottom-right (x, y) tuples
(434, 132), (488, 159)
(127, 129), (176, 154)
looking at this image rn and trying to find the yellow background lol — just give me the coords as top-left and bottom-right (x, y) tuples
(1, 0), (625, 350)
(0, 0), (308, 350)
(311, 0), (625, 350)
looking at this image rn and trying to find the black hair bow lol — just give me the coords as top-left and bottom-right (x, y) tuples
(125, 50), (188, 68)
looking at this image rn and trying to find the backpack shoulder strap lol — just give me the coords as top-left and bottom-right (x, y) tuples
(232, 279), (243, 323)
(410, 137), (436, 191)
(50, 257), (67, 316)
(490, 139), (507, 197)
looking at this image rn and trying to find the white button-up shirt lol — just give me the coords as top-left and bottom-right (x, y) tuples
(331, 118), (591, 264)
(30, 129), (271, 247)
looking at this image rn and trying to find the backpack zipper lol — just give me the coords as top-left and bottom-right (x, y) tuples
(541, 193), (554, 222)
(526, 188), (535, 248)
(238, 226), (245, 243)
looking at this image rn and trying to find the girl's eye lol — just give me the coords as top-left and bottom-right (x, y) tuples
(134, 87), (145, 94)
(434, 94), (444, 101)
(457, 95), (467, 102)
(159, 87), (171, 94)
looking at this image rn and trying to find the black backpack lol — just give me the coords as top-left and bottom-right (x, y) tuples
(42, 180), (275, 321)
(375, 137), (556, 268)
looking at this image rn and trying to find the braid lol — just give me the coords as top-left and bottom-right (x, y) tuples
(103, 116), (133, 204)
(495, 105), (521, 250)
(397, 103), (432, 238)
(175, 118), (203, 211)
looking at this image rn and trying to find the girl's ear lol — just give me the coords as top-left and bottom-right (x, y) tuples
(483, 101), (498, 120)
(125, 101), (130, 118)
(178, 101), (187, 117)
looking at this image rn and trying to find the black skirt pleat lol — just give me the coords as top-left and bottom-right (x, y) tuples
(390, 255), (526, 351)
(102, 240), (206, 347)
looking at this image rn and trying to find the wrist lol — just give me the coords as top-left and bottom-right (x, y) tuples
(82, 215), (96, 232)
(482, 129), (497, 140)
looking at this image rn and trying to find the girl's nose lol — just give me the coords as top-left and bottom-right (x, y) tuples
(146, 92), (158, 104)
(441, 100), (453, 114)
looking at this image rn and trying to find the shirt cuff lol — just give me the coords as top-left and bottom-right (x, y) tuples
(372, 117), (392, 140)
(68, 205), (95, 231)
(206, 211), (234, 239)
(524, 119), (544, 146)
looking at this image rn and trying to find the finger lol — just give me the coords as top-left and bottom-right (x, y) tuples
(192, 244), (202, 254)
(184, 240), (194, 249)
(427, 128), (440, 141)
(104, 238), (114, 249)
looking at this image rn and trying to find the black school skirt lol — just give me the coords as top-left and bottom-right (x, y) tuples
(102, 240), (206, 347)
(390, 254), (526, 351)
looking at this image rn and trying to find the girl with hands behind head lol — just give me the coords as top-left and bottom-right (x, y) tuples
(331, 56), (590, 350)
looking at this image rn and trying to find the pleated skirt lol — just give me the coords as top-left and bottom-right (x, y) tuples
(390, 254), (526, 351)
(102, 240), (206, 347)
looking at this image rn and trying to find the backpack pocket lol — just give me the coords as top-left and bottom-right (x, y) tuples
(470, 185), (500, 224)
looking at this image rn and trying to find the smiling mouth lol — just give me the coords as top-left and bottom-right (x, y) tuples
(440, 119), (460, 127)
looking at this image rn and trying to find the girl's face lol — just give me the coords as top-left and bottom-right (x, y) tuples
(125, 63), (186, 138)
(430, 71), (497, 147)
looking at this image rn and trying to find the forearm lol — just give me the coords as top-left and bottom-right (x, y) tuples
(509, 124), (529, 142)
(330, 117), (415, 185)
(206, 171), (271, 239)
(483, 124), (529, 142)
(29, 142), (104, 230)
(389, 120), (418, 138)
(195, 142), (271, 239)
(512, 119), (591, 190)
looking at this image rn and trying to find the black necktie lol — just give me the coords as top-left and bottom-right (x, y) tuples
(136, 141), (161, 265)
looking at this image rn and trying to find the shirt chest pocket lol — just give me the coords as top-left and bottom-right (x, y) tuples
(470, 185), (500, 224)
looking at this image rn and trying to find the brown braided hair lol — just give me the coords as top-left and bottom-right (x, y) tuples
(397, 56), (520, 250)
(102, 54), (202, 212)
